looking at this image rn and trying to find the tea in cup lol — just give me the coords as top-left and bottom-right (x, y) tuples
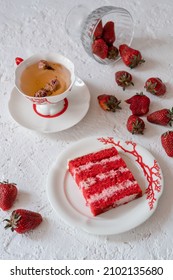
(15, 53), (75, 116)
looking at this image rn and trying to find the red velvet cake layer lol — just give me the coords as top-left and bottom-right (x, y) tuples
(68, 147), (142, 216)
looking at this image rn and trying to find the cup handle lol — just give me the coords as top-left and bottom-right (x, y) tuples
(15, 57), (24, 66)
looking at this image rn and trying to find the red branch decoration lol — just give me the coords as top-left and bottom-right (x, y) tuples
(98, 137), (162, 210)
(27, 96), (53, 104)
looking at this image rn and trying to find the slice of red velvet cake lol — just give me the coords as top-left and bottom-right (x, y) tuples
(68, 147), (142, 216)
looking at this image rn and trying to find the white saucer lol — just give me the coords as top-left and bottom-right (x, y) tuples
(8, 77), (90, 133)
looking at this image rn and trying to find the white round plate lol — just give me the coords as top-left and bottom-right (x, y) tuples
(47, 136), (164, 235)
(8, 77), (90, 133)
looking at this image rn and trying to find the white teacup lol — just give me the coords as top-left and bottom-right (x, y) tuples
(15, 53), (75, 116)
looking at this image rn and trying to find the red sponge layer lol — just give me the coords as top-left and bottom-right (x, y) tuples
(68, 147), (142, 216)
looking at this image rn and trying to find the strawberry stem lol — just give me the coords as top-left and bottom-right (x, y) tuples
(168, 107), (173, 126)
(0, 180), (16, 185)
(3, 212), (21, 232)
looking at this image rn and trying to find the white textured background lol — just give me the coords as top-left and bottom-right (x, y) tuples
(0, 0), (173, 259)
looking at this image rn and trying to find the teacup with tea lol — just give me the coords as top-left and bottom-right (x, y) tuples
(15, 53), (75, 116)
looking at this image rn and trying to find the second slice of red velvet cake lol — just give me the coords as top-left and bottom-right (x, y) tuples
(68, 147), (142, 216)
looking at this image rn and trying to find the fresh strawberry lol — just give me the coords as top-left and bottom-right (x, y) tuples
(4, 209), (43, 234)
(119, 44), (145, 68)
(107, 45), (119, 60)
(92, 38), (108, 59)
(161, 131), (173, 157)
(127, 115), (145, 134)
(15, 57), (24, 65)
(0, 181), (18, 211)
(125, 92), (150, 116)
(147, 108), (173, 126)
(115, 71), (134, 90)
(102, 21), (116, 45)
(97, 94), (121, 112)
(93, 20), (103, 39)
(144, 77), (166, 96)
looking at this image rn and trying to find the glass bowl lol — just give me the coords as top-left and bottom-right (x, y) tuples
(65, 5), (134, 65)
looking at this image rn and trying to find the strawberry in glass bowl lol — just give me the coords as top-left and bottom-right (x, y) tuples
(65, 5), (134, 64)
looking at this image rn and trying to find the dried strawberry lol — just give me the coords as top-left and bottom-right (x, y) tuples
(93, 20), (103, 39)
(102, 21), (116, 45)
(15, 57), (24, 65)
(161, 131), (173, 157)
(38, 60), (54, 70)
(97, 94), (121, 112)
(0, 181), (18, 211)
(34, 88), (48, 97)
(4, 209), (43, 234)
(115, 71), (134, 90)
(127, 115), (145, 134)
(45, 78), (59, 92)
(144, 77), (166, 96)
(119, 44), (145, 68)
(125, 92), (150, 116)
(92, 38), (108, 59)
(147, 108), (173, 126)
(107, 45), (119, 60)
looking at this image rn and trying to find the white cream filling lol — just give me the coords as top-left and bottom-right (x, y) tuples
(114, 194), (138, 206)
(87, 180), (137, 204)
(79, 167), (129, 189)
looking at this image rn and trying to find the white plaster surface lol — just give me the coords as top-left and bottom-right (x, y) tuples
(0, 0), (173, 260)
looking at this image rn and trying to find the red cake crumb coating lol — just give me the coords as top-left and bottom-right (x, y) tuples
(68, 147), (142, 216)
